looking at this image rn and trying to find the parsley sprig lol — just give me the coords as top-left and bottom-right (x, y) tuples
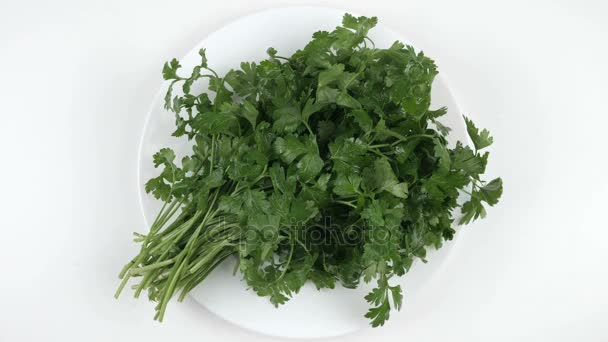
(116, 14), (502, 327)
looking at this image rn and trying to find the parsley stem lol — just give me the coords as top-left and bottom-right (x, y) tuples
(157, 193), (220, 321)
(364, 36), (376, 48)
(129, 258), (176, 275)
(177, 249), (234, 302)
(460, 189), (473, 196)
(367, 147), (385, 158)
(304, 121), (314, 136)
(188, 241), (231, 273)
(276, 236), (295, 282)
(115, 198), (182, 298)
(204, 67), (219, 79)
(153, 199), (182, 233)
(295, 237), (309, 252)
(149, 200), (169, 231)
(210, 134), (216, 171)
(389, 134), (435, 146)
(148, 211), (203, 255)
(232, 256), (240, 276)
(337, 200), (357, 208)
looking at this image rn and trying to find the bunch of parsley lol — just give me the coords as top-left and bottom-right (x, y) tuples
(116, 14), (502, 327)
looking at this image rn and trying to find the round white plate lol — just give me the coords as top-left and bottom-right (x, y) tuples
(139, 6), (467, 339)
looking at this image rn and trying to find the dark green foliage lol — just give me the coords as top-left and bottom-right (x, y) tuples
(116, 14), (502, 327)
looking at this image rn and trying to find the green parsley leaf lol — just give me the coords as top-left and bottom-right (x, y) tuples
(162, 58), (181, 80)
(464, 115), (494, 150)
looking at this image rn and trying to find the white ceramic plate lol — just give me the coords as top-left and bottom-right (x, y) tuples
(139, 6), (468, 339)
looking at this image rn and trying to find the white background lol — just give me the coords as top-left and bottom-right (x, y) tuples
(1, 0), (607, 341)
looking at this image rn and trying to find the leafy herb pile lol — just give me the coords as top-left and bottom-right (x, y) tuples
(116, 14), (502, 327)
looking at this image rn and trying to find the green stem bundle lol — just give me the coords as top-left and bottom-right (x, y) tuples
(115, 188), (240, 321)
